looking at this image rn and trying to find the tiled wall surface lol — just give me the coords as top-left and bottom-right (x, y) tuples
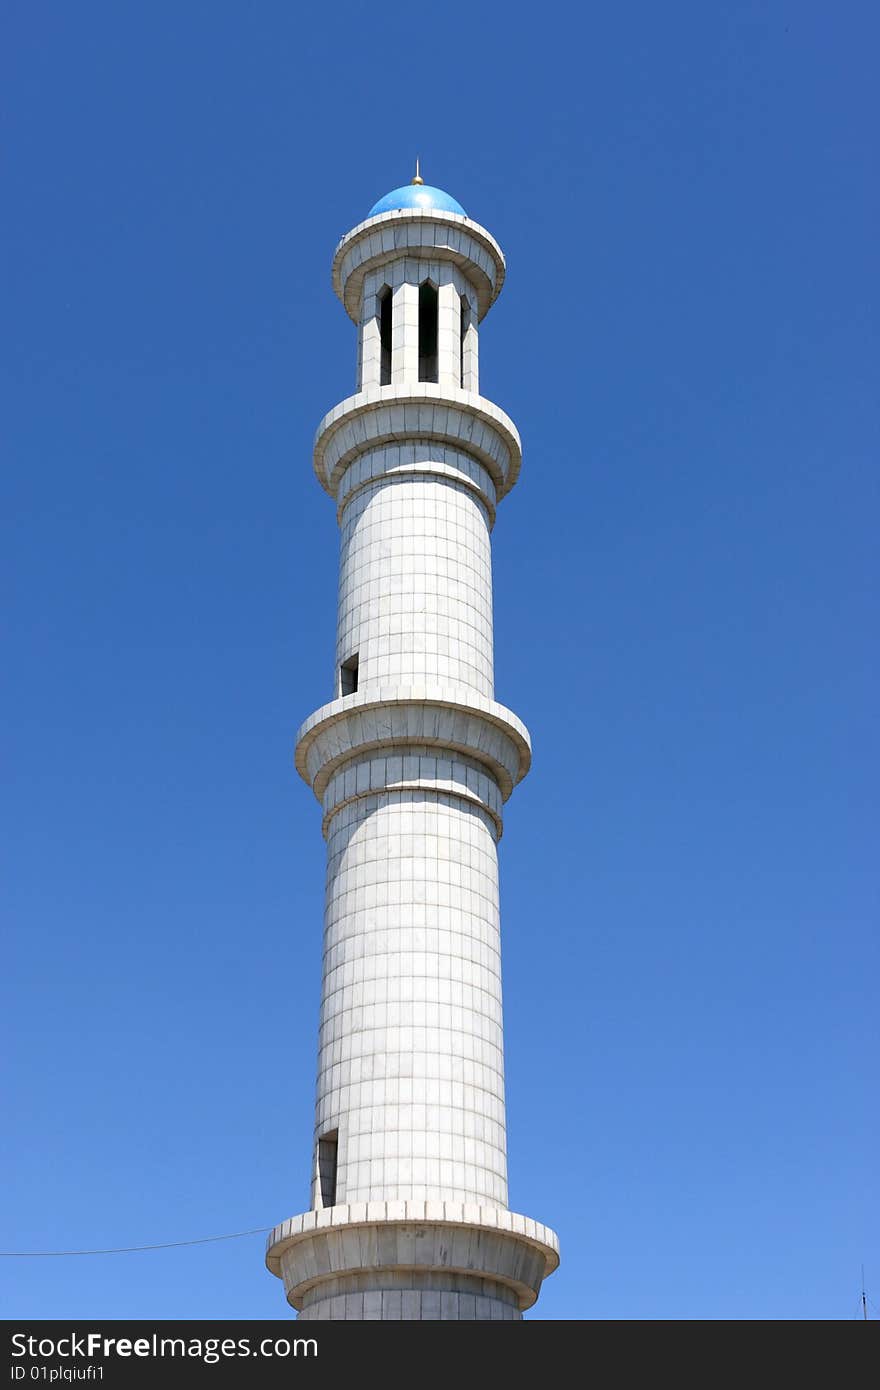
(335, 471), (494, 698)
(312, 787), (508, 1210)
(299, 1285), (521, 1321)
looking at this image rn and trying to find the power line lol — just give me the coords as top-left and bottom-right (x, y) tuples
(0, 1226), (272, 1257)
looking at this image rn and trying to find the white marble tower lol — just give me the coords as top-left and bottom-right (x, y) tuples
(266, 171), (559, 1320)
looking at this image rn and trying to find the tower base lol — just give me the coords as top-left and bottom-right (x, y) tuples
(266, 1201), (559, 1321)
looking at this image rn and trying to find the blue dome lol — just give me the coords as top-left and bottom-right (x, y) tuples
(368, 183), (466, 218)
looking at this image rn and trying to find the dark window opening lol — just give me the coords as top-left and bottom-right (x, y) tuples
(318, 1131), (338, 1208)
(460, 294), (470, 388)
(418, 281), (438, 383)
(378, 286), (392, 385)
(340, 654), (359, 696)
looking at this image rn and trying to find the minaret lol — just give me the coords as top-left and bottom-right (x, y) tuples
(266, 170), (559, 1320)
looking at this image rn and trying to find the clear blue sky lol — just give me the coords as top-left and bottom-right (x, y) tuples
(3, 1), (877, 1322)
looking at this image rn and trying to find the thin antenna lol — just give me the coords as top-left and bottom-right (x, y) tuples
(862, 1265), (868, 1321)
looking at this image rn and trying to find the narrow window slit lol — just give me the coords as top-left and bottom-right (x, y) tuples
(340, 653), (359, 695)
(317, 1131), (338, 1208)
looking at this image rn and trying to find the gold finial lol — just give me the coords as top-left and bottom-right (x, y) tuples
(412, 157), (424, 186)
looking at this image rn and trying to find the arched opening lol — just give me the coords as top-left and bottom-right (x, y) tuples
(378, 286), (392, 385)
(418, 280), (438, 383)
